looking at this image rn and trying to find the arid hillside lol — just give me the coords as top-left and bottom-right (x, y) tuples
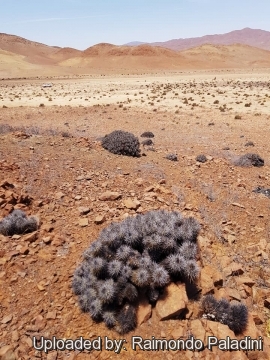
(1, 32), (270, 78)
(0, 71), (270, 359)
(151, 28), (270, 51)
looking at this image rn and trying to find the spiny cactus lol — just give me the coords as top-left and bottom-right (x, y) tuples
(141, 139), (153, 146)
(234, 153), (264, 167)
(201, 294), (248, 334)
(196, 154), (207, 163)
(166, 153), (178, 161)
(72, 210), (201, 334)
(0, 209), (39, 236)
(101, 130), (140, 157)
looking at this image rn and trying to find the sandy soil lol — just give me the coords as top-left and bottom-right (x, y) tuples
(0, 70), (270, 360)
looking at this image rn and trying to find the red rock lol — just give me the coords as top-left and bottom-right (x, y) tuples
(251, 312), (264, 325)
(223, 263), (244, 277)
(134, 178), (144, 186)
(19, 245), (29, 255)
(35, 315), (46, 331)
(23, 231), (38, 243)
(189, 319), (206, 344)
(123, 198), (141, 210)
(200, 267), (215, 295)
(99, 191), (121, 201)
(79, 218), (88, 227)
(1, 314), (13, 324)
(78, 206), (90, 215)
(43, 236), (52, 244)
(0, 345), (16, 360)
(226, 288), (242, 301)
(144, 185), (155, 192)
(242, 313), (260, 339)
(94, 215), (106, 224)
(55, 192), (65, 199)
(11, 330), (19, 342)
(46, 311), (57, 320)
(47, 351), (58, 360)
(236, 276), (255, 287)
(156, 283), (188, 320)
(137, 296), (152, 326)
(171, 321), (188, 339)
(264, 298), (270, 309)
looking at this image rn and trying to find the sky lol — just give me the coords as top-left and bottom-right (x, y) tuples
(1, 0), (270, 50)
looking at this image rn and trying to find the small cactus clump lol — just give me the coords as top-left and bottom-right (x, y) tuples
(196, 154), (207, 163)
(166, 153), (178, 161)
(201, 295), (248, 334)
(234, 153), (264, 167)
(141, 131), (154, 138)
(101, 130), (140, 157)
(72, 210), (201, 334)
(0, 209), (39, 236)
(141, 139), (153, 146)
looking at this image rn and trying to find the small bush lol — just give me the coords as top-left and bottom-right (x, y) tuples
(61, 131), (71, 138)
(166, 154), (178, 161)
(141, 132), (154, 138)
(245, 141), (254, 147)
(252, 187), (270, 198)
(234, 153), (264, 167)
(201, 295), (248, 334)
(196, 154), (207, 163)
(101, 130), (140, 157)
(235, 115), (242, 120)
(141, 139), (153, 146)
(0, 210), (39, 236)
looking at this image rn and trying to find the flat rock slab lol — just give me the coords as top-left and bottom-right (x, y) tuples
(0, 345), (16, 360)
(79, 218), (88, 227)
(123, 198), (141, 210)
(99, 191), (121, 201)
(94, 215), (106, 224)
(78, 206), (90, 215)
(156, 282), (188, 320)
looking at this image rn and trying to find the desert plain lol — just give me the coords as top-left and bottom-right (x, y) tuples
(0, 34), (270, 360)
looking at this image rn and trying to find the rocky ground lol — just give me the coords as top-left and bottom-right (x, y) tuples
(0, 72), (270, 359)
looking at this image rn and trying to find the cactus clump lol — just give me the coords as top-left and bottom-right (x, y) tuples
(72, 210), (201, 333)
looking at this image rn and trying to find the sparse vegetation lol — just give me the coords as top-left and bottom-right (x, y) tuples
(201, 295), (248, 334)
(101, 130), (141, 157)
(141, 131), (154, 138)
(196, 154), (207, 163)
(234, 153), (264, 167)
(0, 210), (39, 236)
(166, 153), (178, 161)
(73, 210), (201, 333)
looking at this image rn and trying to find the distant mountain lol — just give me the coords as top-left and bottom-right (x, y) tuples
(150, 28), (270, 51)
(124, 41), (147, 47)
(1, 30), (270, 78)
(83, 43), (176, 57)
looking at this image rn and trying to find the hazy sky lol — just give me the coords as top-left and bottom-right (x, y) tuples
(1, 0), (270, 49)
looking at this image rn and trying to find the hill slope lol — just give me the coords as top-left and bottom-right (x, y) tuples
(1, 32), (270, 77)
(151, 28), (270, 51)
